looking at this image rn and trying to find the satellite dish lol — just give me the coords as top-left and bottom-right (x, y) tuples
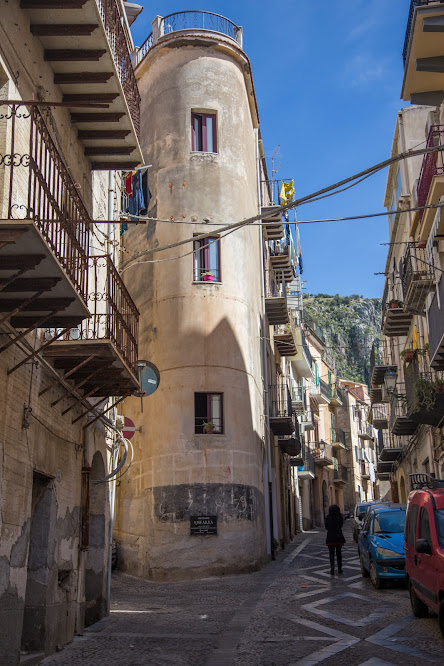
(133, 360), (160, 399)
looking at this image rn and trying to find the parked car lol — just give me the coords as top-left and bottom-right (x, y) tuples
(358, 504), (406, 589)
(404, 474), (444, 637)
(352, 501), (378, 541)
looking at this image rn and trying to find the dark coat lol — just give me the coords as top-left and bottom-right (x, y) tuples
(325, 514), (345, 545)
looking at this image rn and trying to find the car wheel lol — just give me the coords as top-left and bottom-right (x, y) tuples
(439, 600), (444, 638)
(409, 580), (428, 618)
(359, 551), (369, 578)
(369, 559), (383, 589)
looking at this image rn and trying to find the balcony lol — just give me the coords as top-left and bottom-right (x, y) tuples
(389, 384), (418, 435)
(370, 403), (389, 430)
(311, 378), (331, 405)
(259, 179), (288, 241)
(378, 429), (406, 462)
(417, 126), (444, 239)
(402, 244), (435, 312)
(332, 428), (347, 450)
(428, 273), (444, 369)
(333, 461), (348, 485)
(269, 239), (294, 283)
(289, 379), (305, 415)
(402, 1), (444, 102)
(278, 421), (301, 456)
(377, 460), (395, 480)
(43, 255), (139, 401)
(134, 11), (243, 68)
(298, 450), (315, 479)
(329, 384), (343, 406)
(274, 313), (297, 357)
(405, 356), (444, 426)
(299, 408), (315, 431)
(0, 103), (90, 352)
(370, 339), (397, 392)
(264, 269), (289, 325)
(358, 423), (374, 441)
(381, 280), (413, 337)
(291, 328), (313, 379)
(303, 311), (325, 345)
(269, 380), (294, 436)
(312, 441), (334, 466)
(22, 0), (142, 169)
(360, 461), (370, 480)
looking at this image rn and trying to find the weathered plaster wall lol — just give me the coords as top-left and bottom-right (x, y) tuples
(116, 36), (267, 579)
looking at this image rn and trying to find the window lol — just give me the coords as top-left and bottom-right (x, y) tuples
(407, 503), (419, 547)
(191, 112), (217, 153)
(195, 393), (223, 434)
(419, 507), (432, 544)
(193, 236), (220, 282)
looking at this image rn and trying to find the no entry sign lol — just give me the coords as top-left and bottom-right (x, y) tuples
(122, 416), (137, 439)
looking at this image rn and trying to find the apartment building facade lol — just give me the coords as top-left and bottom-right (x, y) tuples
(371, 0), (444, 502)
(0, 1), (142, 663)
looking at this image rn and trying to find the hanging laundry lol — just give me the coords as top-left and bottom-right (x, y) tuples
(128, 171), (145, 221)
(125, 172), (133, 198)
(139, 169), (152, 216)
(279, 180), (295, 206)
(295, 222), (303, 274)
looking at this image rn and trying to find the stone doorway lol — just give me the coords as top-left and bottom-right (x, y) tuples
(84, 452), (107, 627)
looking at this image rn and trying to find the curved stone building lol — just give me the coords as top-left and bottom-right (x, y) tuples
(115, 13), (268, 579)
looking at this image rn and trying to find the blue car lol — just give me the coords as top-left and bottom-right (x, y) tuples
(358, 505), (406, 589)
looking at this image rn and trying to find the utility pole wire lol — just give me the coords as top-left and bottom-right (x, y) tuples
(121, 142), (444, 269)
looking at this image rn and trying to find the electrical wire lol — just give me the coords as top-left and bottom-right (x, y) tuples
(28, 410), (82, 448)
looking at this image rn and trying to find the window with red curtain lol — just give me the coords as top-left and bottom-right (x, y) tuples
(193, 236), (220, 282)
(191, 112), (217, 153)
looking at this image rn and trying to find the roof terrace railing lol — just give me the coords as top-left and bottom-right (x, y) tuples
(135, 11), (243, 66)
(0, 102), (90, 302)
(403, 1), (444, 65)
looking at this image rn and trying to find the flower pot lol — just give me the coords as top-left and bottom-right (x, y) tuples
(403, 351), (415, 363)
(203, 274), (214, 282)
(203, 423), (215, 434)
(389, 301), (401, 309)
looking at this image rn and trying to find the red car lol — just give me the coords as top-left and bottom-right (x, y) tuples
(404, 474), (444, 637)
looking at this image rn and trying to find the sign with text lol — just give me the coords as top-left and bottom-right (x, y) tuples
(190, 515), (217, 535)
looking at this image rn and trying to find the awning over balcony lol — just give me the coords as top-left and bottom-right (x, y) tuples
(22, 0), (143, 169)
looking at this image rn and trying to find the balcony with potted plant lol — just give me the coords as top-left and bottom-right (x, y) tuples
(405, 354), (444, 426)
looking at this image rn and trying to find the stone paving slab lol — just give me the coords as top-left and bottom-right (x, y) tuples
(42, 523), (444, 665)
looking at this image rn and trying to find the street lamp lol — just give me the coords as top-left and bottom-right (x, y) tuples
(384, 369), (397, 394)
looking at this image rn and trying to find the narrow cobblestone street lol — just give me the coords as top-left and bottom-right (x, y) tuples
(42, 522), (443, 665)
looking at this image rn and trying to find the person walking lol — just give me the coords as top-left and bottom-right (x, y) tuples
(325, 504), (345, 575)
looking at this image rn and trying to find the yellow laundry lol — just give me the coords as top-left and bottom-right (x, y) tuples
(280, 180), (295, 205)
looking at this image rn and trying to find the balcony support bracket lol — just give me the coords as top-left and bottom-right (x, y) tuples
(39, 354), (98, 397)
(6, 326), (70, 374)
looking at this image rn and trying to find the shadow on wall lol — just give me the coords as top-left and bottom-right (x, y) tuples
(84, 451), (107, 627)
(115, 315), (267, 578)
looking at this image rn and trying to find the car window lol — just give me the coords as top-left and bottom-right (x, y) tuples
(357, 503), (372, 520)
(407, 504), (419, 547)
(435, 509), (444, 549)
(362, 512), (371, 532)
(419, 507), (432, 544)
(373, 510), (405, 534)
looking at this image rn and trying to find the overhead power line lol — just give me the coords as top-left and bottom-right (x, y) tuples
(121, 141), (444, 271)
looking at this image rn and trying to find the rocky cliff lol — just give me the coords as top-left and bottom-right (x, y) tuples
(303, 295), (381, 385)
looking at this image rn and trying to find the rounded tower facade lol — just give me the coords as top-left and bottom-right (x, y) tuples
(116, 13), (267, 579)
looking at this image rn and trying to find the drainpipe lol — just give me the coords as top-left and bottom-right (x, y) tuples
(106, 422), (118, 615)
(257, 130), (275, 557)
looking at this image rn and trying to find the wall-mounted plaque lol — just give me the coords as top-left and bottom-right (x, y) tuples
(190, 515), (217, 535)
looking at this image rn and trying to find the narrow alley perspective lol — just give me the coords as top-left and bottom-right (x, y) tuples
(41, 521), (443, 665)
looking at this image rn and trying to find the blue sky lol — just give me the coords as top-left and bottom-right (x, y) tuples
(130, 1), (410, 297)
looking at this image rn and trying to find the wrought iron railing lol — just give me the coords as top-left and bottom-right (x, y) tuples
(403, 1), (444, 64)
(402, 244), (435, 297)
(290, 379), (305, 404)
(299, 450), (315, 475)
(389, 383), (409, 429)
(96, 0), (141, 137)
(269, 379), (292, 418)
(337, 428), (346, 447)
(60, 255), (139, 374)
(303, 310), (325, 344)
(333, 460), (348, 482)
(312, 441), (333, 462)
(333, 384), (343, 403)
(300, 329), (313, 368)
(417, 126), (444, 221)
(265, 269), (288, 301)
(372, 403), (388, 422)
(135, 11), (243, 66)
(0, 102), (90, 301)
(320, 379), (331, 400)
(428, 274), (444, 364)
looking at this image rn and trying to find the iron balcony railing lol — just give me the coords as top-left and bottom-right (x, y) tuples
(300, 329), (313, 369)
(303, 310), (325, 345)
(96, 0), (141, 137)
(290, 379), (305, 405)
(0, 102), (90, 302)
(299, 450), (315, 476)
(333, 460), (348, 482)
(404, 355), (444, 426)
(265, 268), (289, 301)
(333, 384), (343, 403)
(269, 379), (293, 419)
(372, 403), (388, 422)
(403, 1), (444, 64)
(428, 273), (444, 366)
(61, 255), (139, 374)
(417, 126), (444, 222)
(135, 11), (243, 66)
(312, 441), (333, 462)
(335, 428), (347, 447)
(320, 378), (331, 400)
(402, 244), (435, 297)
(389, 383), (409, 427)
(260, 179), (294, 207)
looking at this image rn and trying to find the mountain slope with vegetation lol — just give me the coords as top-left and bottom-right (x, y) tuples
(303, 294), (381, 385)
